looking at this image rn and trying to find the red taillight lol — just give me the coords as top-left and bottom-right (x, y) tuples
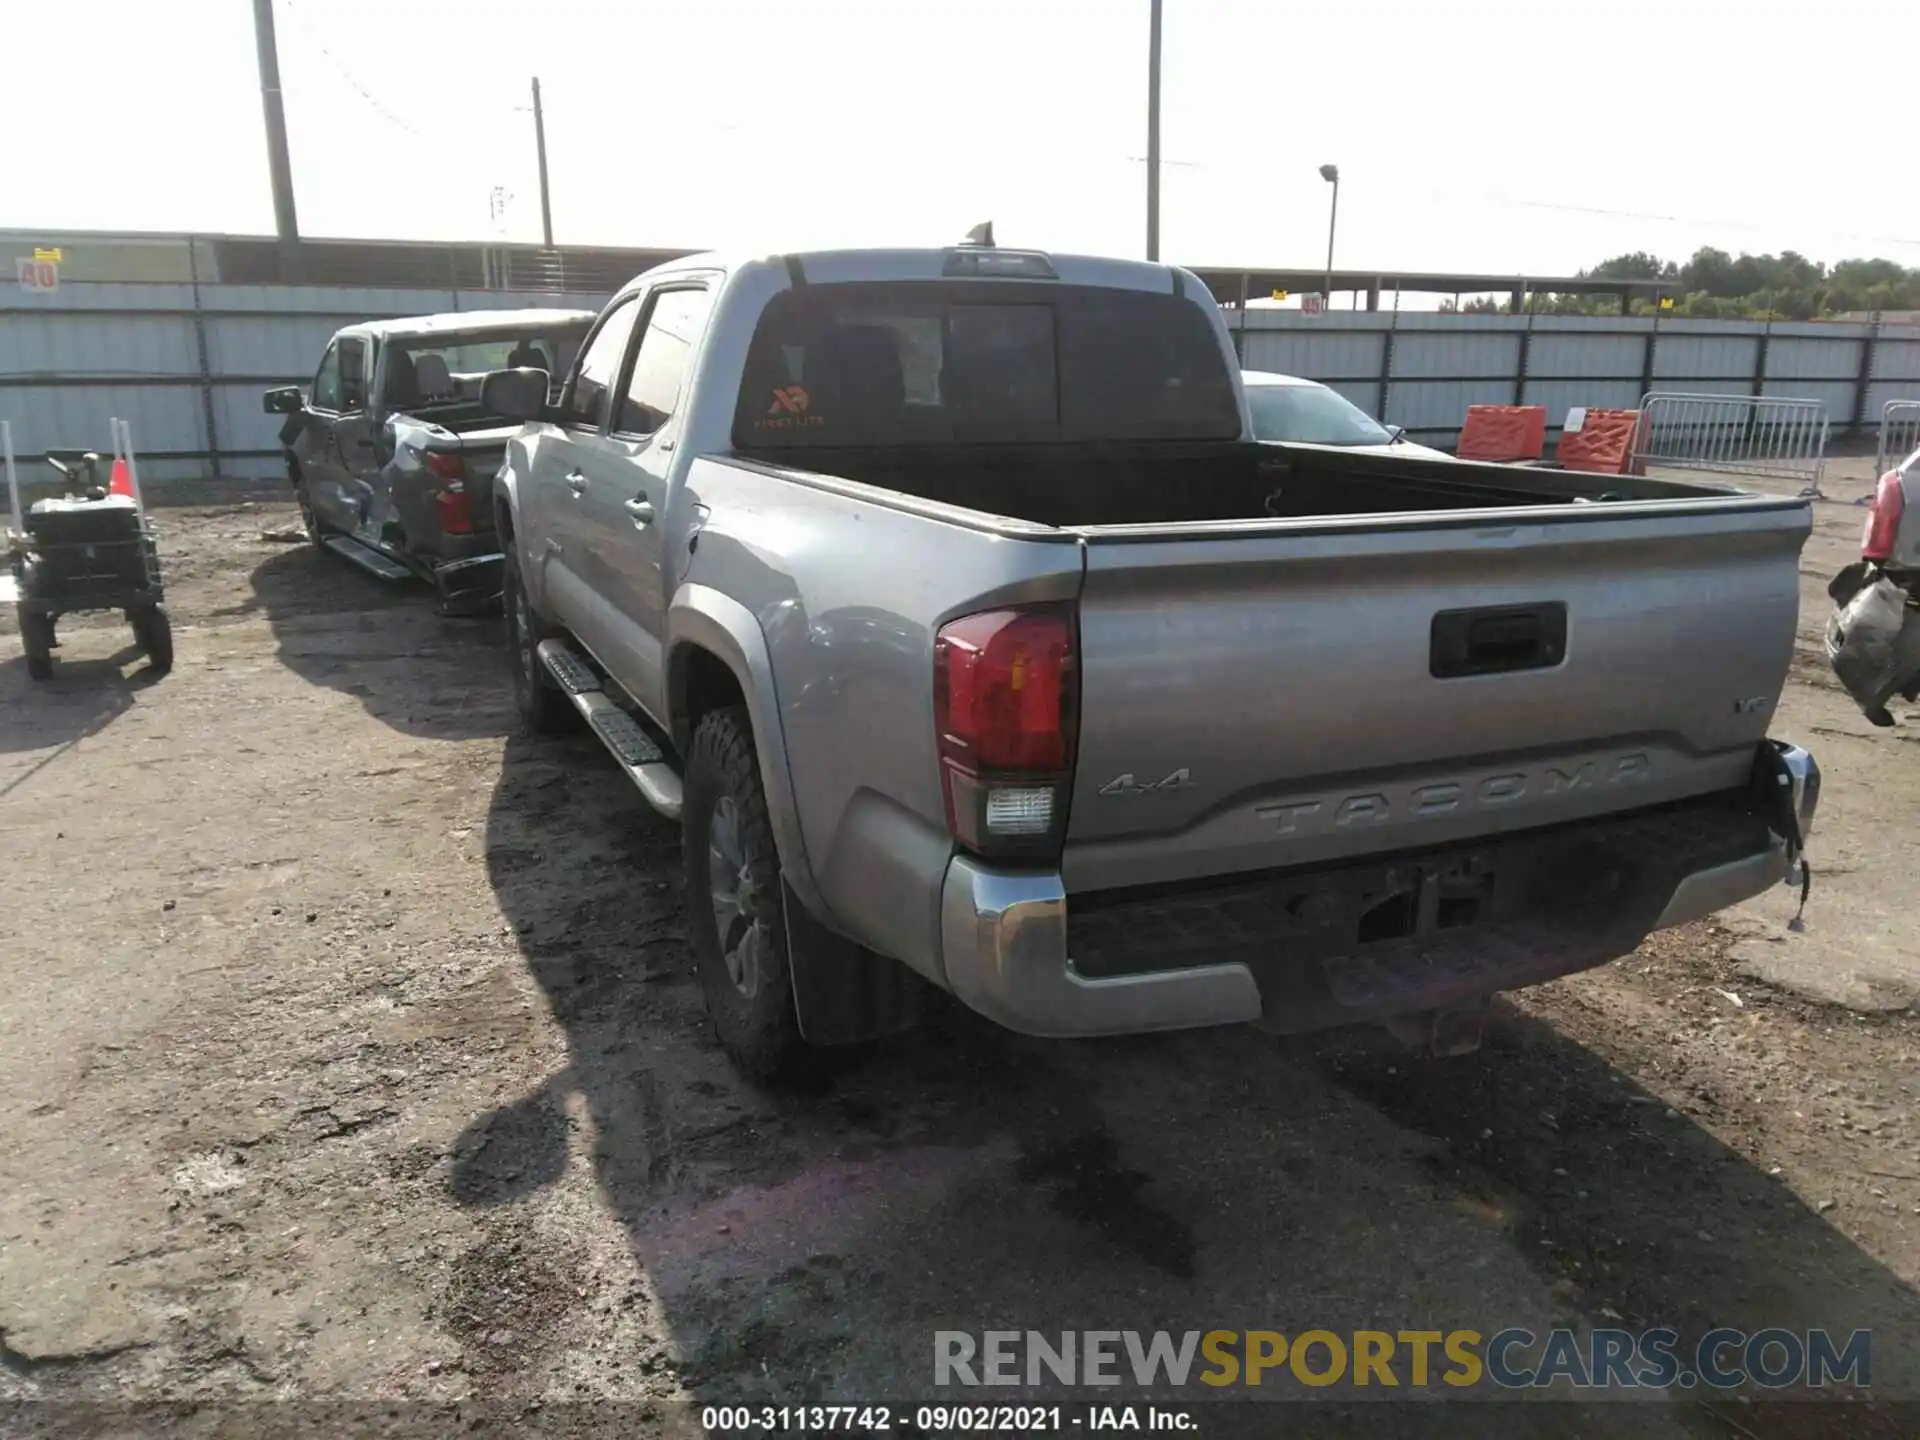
(1864, 470), (1906, 562)
(934, 605), (1079, 856)
(425, 452), (474, 534)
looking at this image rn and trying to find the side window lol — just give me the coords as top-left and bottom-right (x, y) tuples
(563, 297), (640, 432)
(615, 288), (714, 435)
(312, 341), (343, 412)
(338, 339), (368, 412)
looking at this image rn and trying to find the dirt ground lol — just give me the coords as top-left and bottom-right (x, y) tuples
(1, 461), (1916, 1438)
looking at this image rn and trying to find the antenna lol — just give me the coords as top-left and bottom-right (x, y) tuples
(961, 221), (995, 248)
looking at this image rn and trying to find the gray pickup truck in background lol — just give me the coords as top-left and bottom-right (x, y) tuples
(481, 241), (1821, 1081)
(265, 309), (593, 611)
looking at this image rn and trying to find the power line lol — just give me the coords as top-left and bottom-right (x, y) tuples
(1104, 145), (1920, 252)
(277, 0), (425, 138)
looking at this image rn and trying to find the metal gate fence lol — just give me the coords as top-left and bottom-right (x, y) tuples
(1876, 400), (1920, 480)
(1632, 391), (1830, 498)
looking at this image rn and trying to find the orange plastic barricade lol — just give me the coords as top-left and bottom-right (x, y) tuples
(1456, 405), (1547, 462)
(1556, 408), (1643, 475)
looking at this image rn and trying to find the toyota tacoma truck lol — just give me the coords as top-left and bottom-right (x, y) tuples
(266, 308), (593, 611)
(481, 240), (1821, 1081)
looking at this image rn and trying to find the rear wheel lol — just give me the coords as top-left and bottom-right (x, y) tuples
(131, 603), (173, 676)
(502, 544), (567, 735)
(20, 607), (53, 680)
(684, 706), (810, 1085)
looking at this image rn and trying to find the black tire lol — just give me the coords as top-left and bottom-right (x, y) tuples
(20, 607), (53, 681)
(502, 544), (568, 735)
(132, 603), (173, 676)
(684, 706), (810, 1084)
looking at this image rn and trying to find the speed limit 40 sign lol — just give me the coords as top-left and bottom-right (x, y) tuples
(16, 257), (59, 293)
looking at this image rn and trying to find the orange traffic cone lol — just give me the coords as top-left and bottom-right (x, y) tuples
(109, 454), (134, 498)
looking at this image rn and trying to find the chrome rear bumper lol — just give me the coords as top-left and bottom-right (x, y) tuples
(937, 744), (1819, 1039)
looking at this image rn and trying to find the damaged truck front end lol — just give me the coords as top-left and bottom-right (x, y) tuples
(1828, 448), (1920, 725)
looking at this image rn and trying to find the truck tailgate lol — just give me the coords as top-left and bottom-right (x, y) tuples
(1063, 499), (1809, 894)
(452, 426), (520, 536)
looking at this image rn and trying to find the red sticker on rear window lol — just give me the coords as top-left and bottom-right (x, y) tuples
(755, 384), (824, 431)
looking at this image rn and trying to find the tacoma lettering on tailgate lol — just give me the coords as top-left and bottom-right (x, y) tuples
(1255, 753), (1653, 836)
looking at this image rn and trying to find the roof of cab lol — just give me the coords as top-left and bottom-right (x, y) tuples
(1240, 370), (1323, 387)
(348, 307), (597, 341)
(614, 247), (1197, 298)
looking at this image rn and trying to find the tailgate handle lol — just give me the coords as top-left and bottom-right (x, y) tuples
(1431, 602), (1566, 678)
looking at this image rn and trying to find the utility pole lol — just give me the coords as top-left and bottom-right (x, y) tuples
(251, 0), (301, 280)
(532, 77), (554, 247)
(1145, 0), (1163, 262)
(1319, 163), (1340, 308)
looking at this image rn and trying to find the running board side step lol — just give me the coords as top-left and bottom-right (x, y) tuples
(536, 638), (684, 819)
(323, 534), (414, 582)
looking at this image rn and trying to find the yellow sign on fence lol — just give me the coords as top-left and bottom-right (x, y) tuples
(32, 247), (62, 263)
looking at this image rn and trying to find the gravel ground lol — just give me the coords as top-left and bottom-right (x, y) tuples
(1, 469), (1916, 1438)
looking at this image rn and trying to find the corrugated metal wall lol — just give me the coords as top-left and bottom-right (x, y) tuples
(0, 281), (609, 485)
(1234, 309), (1920, 446)
(7, 281), (1920, 486)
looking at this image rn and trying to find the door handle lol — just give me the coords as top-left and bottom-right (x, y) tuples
(624, 496), (655, 526)
(565, 471), (589, 495)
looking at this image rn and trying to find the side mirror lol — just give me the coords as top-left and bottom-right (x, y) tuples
(481, 367), (551, 423)
(263, 386), (304, 415)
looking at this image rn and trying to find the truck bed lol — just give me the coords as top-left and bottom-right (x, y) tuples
(699, 439), (1808, 913)
(387, 409), (524, 539)
(738, 439), (1732, 529)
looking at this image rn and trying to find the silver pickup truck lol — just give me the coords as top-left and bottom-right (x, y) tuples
(482, 242), (1821, 1081)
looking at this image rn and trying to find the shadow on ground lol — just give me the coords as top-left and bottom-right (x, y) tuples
(0, 638), (164, 806)
(248, 545), (511, 741)
(445, 729), (1920, 1435)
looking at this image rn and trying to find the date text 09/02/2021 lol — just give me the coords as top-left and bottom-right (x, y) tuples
(700, 1405), (1188, 1432)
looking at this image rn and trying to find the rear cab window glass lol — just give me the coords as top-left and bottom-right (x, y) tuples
(385, 323), (591, 410)
(732, 281), (1239, 448)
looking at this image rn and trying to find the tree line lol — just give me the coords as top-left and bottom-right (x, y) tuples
(1444, 248), (1920, 319)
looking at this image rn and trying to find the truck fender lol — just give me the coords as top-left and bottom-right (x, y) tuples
(492, 455), (521, 538)
(666, 583), (826, 921)
(491, 450), (541, 608)
(669, 585), (928, 1047)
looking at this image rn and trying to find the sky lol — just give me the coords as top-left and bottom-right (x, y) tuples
(10, 0), (1920, 286)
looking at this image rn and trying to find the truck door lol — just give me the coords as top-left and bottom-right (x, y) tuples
(572, 282), (715, 722)
(329, 337), (378, 539)
(300, 339), (351, 529)
(528, 294), (642, 661)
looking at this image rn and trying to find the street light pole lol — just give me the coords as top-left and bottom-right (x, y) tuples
(1146, 0), (1163, 262)
(1319, 163), (1340, 308)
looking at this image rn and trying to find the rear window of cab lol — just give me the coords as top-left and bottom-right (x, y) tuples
(732, 281), (1240, 448)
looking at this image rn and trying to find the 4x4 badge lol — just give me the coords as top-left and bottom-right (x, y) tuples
(1099, 768), (1192, 797)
